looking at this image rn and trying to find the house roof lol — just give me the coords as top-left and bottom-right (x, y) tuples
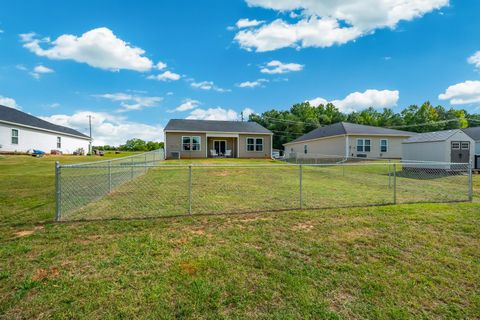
(164, 119), (272, 134)
(463, 126), (480, 141)
(285, 122), (413, 144)
(0, 105), (90, 139)
(402, 129), (464, 143)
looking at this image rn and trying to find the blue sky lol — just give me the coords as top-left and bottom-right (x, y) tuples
(1, 0), (479, 145)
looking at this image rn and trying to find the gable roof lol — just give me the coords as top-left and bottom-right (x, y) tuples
(0, 105), (90, 139)
(165, 119), (272, 134)
(463, 126), (480, 141)
(284, 122), (413, 144)
(402, 129), (466, 143)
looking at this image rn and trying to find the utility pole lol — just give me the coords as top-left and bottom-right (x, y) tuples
(88, 115), (92, 155)
(240, 112), (244, 122)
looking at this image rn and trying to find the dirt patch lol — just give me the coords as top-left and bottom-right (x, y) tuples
(190, 229), (205, 235)
(14, 226), (44, 238)
(329, 290), (355, 318)
(180, 262), (198, 275)
(32, 267), (59, 281)
(210, 171), (230, 177)
(292, 223), (314, 231)
(331, 227), (375, 242)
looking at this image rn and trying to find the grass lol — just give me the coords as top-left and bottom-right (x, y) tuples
(1, 155), (480, 319)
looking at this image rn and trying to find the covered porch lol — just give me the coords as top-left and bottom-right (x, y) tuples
(206, 134), (239, 158)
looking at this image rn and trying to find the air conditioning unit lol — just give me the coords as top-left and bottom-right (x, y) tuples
(356, 154), (367, 158)
(170, 151), (180, 159)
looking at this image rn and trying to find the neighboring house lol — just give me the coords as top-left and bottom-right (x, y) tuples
(0, 105), (91, 154)
(463, 126), (480, 154)
(283, 122), (413, 159)
(164, 119), (273, 159)
(402, 129), (474, 169)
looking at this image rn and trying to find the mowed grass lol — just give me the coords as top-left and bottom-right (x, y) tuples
(1, 155), (480, 319)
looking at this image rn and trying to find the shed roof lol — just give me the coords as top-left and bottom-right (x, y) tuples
(285, 122), (413, 144)
(463, 126), (480, 141)
(0, 105), (90, 139)
(165, 119), (272, 134)
(402, 129), (464, 143)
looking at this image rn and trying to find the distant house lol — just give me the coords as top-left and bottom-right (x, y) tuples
(463, 126), (480, 154)
(0, 105), (91, 154)
(402, 129), (474, 168)
(283, 122), (413, 159)
(164, 119), (273, 159)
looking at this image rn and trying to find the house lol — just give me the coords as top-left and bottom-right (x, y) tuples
(463, 126), (480, 169)
(283, 122), (414, 159)
(402, 129), (474, 169)
(164, 119), (273, 159)
(0, 105), (91, 154)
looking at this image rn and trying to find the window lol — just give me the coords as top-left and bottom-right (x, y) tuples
(57, 137), (61, 148)
(451, 142), (460, 150)
(182, 136), (201, 151)
(461, 142), (470, 150)
(11, 129), (18, 145)
(246, 137), (263, 152)
(356, 139), (371, 152)
(380, 139), (388, 153)
(304, 144), (308, 154)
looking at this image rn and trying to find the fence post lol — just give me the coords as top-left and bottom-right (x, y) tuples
(468, 160), (473, 202)
(131, 157), (134, 178)
(299, 164), (303, 210)
(393, 163), (397, 204)
(144, 154), (147, 173)
(388, 160), (392, 188)
(189, 164), (193, 214)
(108, 160), (112, 193)
(55, 161), (61, 221)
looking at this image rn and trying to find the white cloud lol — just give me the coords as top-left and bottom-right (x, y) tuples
(19, 27), (153, 72)
(236, 0), (448, 52)
(147, 71), (181, 81)
(467, 51), (480, 70)
(236, 18), (265, 28)
(30, 65), (54, 79)
(95, 92), (163, 112)
(191, 81), (230, 92)
(170, 98), (201, 112)
(438, 80), (480, 105)
(40, 111), (164, 146)
(308, 89), (399, 113)
(242, 107), (255, 119)
(156, 61), (167, 70)
(260, 60), (304, 74)
(186, 107), (254, 121)
(0, 96), (20, 109)
(237, 79), (268, 88)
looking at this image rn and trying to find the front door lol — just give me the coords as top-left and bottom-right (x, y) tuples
(450, 141), (469, 163)
(214, 140), (226, 155)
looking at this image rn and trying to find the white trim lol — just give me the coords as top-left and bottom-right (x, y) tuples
(181, 135), (202, 152)
(345, 135), (349, 157)
(451, 141), (460, 150)
(246, 137), (264, 152)
(165, 129), (273, 135)
(11, 128), (19, 145)
(356, 138), (371, 153)
(380, 139), (388, 153)
(237, 137), (240, 158)
(0, 119), (91, 141)
(206, 133), (239, 138)
(283, 133), (411, 146)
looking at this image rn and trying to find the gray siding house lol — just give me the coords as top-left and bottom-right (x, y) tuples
(164, 119), (273, 159)
(463, 126), (480, 155)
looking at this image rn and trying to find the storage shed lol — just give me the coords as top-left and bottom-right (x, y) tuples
(402, 129), (474, 169)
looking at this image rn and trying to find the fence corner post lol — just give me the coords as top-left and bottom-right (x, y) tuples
(299, 164), (303, 210)
(188, 164), (193, 214)
(468, 160), (473, 202)
(393, 163), (397, 205)
(55, 161), (61, 221)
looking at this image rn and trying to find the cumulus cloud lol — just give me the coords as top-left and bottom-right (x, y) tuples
(438, 80), (480, 105)
(260, 60), (304, 74)
(186, 107), (254, 121)
(237, 79), (268, 88)
(235, 0), (448, 52)
(0, 95), (21, 109)
(147, 71), (181, 81)
(307, 89), (399, 113)
(156, 61), (167, 70)
(468, 51), (480, 70)
(169, 98), (201, 112)
(236, 18), (265, 28)
(30, 65), (54, 79)
(19, 27), (153, 72)
(40, 111), (164, 146)
(191, 81), (230, 92)
(95, 92), (163, 112)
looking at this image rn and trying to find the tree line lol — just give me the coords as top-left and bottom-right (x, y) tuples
(94, 139), (164, 152)
(249, 101), (480, 150)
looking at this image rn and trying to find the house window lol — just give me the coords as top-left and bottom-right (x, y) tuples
(11, 129), (18, 145)
(304, 144), (308, 154)
(246, 137), (263, 152)
(451, 142), (460, 150)
(356, 139), (371, 152)
(380, 139), (388, 153)
(57, 137), (61, 148)
(182, 136), (201, 151)
(461, 142), (470, 150)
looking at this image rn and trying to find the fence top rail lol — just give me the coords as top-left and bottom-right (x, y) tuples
(59, 161), (470, 169)
(62, 149), (163, 167)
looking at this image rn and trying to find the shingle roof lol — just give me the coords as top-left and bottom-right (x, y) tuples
(0, 105), (90, 139)
(165, 119), (272, 134)
(402, 129), (462, 143)
(463, 126), (480, 141)
(285, 122), (413, 144)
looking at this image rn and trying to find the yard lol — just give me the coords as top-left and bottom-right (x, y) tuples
(1, 154), (480, 319)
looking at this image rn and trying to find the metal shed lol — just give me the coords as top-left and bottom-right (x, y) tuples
(402, 129), (475, 169)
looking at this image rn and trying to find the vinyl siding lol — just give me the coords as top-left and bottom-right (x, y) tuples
(165, 132), (207, 159)
(238, 134), (272, 158)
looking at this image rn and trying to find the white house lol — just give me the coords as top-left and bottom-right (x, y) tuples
(0, 105), (91, 154)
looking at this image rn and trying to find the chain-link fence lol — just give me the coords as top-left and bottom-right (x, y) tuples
(55, 158), (473, 221)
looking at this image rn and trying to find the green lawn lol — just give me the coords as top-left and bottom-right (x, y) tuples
(1, 155), (480, 319)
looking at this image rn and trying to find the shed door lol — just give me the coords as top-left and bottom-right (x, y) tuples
(450, 141), (469, 163)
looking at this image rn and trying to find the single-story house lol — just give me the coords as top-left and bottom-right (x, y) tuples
(164, 119), (273, 159)
(402, 129), (474, 169)
(0, 105), (91, 154)
(283, 122), (414, 159)
(463, 126), (480, 169)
